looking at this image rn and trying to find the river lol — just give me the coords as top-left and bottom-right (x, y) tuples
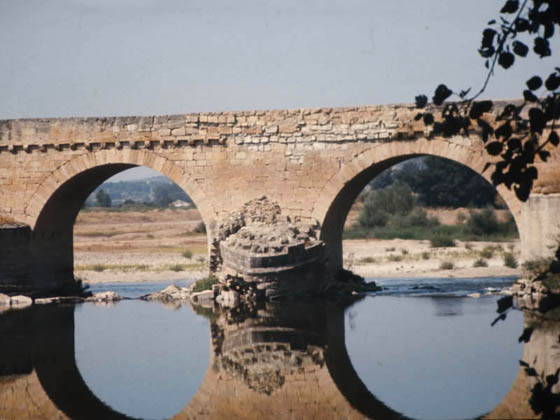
(1, 276), (556, 419)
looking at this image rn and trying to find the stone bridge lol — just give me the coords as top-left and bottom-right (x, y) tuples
(0, 103), (559, 294)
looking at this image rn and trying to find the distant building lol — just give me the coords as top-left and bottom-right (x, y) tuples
(170, 200), (191, 208)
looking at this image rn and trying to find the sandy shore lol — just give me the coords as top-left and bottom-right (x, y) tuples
(345, 238), (520, 279)
(74, 209), (521, 285)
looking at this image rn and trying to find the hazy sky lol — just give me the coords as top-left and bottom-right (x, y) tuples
(1, 0), (555, 180)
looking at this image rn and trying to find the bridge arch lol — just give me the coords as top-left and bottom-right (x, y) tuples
(25, 149), (214, 293)
(311, 139), (523, 271)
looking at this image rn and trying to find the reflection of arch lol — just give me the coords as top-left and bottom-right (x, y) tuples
(25, 150), (212, 292)
(32, 305), (138, 420)
(0, 302), (546, 419)
(323, 302), (410, 420)
(311, 140), (522, 270)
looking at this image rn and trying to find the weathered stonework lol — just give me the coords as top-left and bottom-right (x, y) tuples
(0, 102), (559, 294)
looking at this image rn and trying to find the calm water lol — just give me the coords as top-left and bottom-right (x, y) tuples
(0, 276), (555, 419)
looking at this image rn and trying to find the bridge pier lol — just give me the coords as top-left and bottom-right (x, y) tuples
(520, 193), (560, 262)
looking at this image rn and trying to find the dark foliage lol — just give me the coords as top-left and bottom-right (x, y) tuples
(415, 0), (560, 201)
(153, 183), (190, 207)
(95, 189), (112, 207)
(397, 156), (497, 207)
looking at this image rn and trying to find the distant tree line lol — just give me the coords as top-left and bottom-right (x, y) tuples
(370, 156), (499, 208)
(87, 177), (192, 208)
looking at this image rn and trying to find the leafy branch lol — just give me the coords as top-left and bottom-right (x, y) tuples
(415, 0), (560, 201)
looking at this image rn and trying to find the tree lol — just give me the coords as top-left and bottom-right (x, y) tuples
(153, 183), (190, 207)
(359, 182), (415, 228)
(95, 189), (112, 207)
(414, 0), (559, 201)
(399, 157), (498, 207)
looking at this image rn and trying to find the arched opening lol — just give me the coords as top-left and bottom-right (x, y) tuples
(320, 152), (525, 419)
(31, 163), (208, 294)
(320, 153), (521, 278)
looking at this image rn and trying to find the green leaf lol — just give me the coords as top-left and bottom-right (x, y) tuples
(423, 113), (434, 125)
(534, 37), (551, 58)
(523, 90), (538, 102)
(545, 73), (560, 91)
(526, 76), (542, 91)
(432, 84), (452, 105)
(469, 100), (493, 119)
(486, 141), (503, 155)
(549, 131), (559, 146)
(500, 0), (518, 13)
(498, 52), (515, 69)
(415, 95), (428, 108)
(539, 150), (550, 161)
(529, 108), (546, 133)
(512, 41), (528, 57)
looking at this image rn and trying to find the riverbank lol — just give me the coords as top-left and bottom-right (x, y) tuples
(74, 209), (521, 284)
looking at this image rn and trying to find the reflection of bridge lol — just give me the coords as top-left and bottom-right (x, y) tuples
(0, 104), (559, 294)
(0, 303), (548, 419)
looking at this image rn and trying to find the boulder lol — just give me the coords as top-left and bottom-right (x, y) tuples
(190, 290), (214, 304)
(10, 295), (32, 307)
(86, 291), (122, 303)
(0, 293), (10, 306)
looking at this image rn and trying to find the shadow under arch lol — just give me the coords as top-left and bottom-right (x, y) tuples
(314, 141), (523, 271)
(26, 150), (212, 294)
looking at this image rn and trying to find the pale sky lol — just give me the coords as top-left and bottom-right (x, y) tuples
(1, 0), (555, 180)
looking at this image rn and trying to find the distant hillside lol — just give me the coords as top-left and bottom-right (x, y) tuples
(86, 176), (191, 207)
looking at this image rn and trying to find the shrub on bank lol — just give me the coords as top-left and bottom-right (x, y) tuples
(439, 261), (454, 270)
(473, 258), (488, 267)
(503, 252), (518, 269)
(430, 236), (456, 248)
(191, 275), (218, 293)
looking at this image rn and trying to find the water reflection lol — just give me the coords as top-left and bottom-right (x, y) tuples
(0, 296), (558, 419)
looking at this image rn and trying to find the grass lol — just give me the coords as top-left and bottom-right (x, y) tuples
(422, 251), (430, 260)
(387, 254), (403, 262)
(191, 275), (218, 293)
(182, 249), (193, 259)
(343, 219), (518, 242)
(358, 256), (377, 264)
(473, 258), (488, 267)
(439, 261), (454, 270)
(75, 263), (205, 272)
(430, 236), (456, 248)
(503, 252), (518, 268)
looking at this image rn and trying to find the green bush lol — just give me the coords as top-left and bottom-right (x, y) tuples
(466, 208), (499, 235)
(473, 258), (488, 267)
(182, 249), (193, 259)
(359, 256), (377, 264)
(479, 246), (495, 259)
(422, 251), (431, 260)
(169, 264), (185, 272)
(191, 275), (218, 293)
(393, 207), (440, 228)
(359, 182), (415, 228)
(193, 222), (207, 234)
(439, 261), (454, 270)
(430, 236), (456, 248)
(503, 252), (518, 269)
(387, 254), (403, 262)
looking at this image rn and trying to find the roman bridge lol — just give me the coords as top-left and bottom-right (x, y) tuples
(0, 103), (559, 294)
